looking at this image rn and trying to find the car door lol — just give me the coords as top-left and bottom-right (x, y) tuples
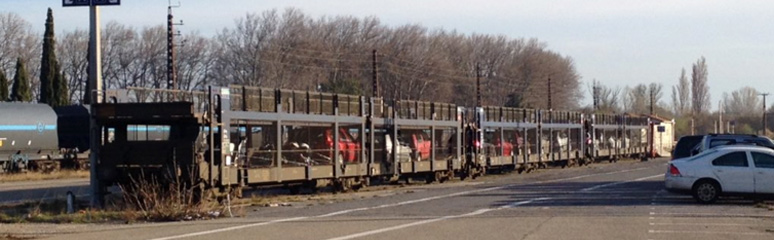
(711, 151), (754, 193)
(750, 151), (774, 194)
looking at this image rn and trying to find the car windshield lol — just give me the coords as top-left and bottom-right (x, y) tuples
(673, 135), (702, 159)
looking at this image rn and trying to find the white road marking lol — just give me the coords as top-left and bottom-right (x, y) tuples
(150, 167), (656, 240)
(149, 217), (309, 240)
(650, 212), (774, 218)
(580, 174), (662, 192)
(649, 229), (771, 236)
(325, 197), (552, 240)
(326, 174), (665, 240)
(650, 222), (767, 227)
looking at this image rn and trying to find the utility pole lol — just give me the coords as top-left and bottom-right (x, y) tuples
(476, 63), (481, 107)
(372, 49), (378, 97)
(762, 93), (770, 135)
(718, 100), (724, 133)
(547, 77), (552, 110)
(591, 80), (599, 112)
(649, 87), (654, 116)
(167, 1), (183, 92)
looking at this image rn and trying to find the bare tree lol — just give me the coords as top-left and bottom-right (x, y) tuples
(0, 12), (40, 99)
(626, 84), (648, 114)
(671, 68), (690, 116)
(723, 87), (760, 116)
(101, 21), (138, 89)
(649, 82), (664, 112)
(691, 57), (710, 114)
(176, 32), (214, 91)
(590, 80), (621, 113)
(212, 11), (279, 87)
(0, 8), (592, 109)
(58, 29), (88, 103)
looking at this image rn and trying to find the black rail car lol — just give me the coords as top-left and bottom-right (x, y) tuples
(91, 86), (650, 201)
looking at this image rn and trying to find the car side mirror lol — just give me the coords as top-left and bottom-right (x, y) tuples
(691, 149), (699, 156)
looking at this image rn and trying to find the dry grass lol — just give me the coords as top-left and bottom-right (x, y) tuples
(0, 234), (36, 240)
(0, 199), (128, 224)
(0, 168), (223, 223)
(118, 165), (231, 222)
(0, 170), (89, 183)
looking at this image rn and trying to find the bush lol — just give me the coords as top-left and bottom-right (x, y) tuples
(119, 170), (214, 221)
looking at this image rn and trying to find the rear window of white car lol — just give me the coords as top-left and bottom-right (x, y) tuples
(709, 139), (735, 148)
(686, 149), (718, 161)
(712, 152), (749, 167)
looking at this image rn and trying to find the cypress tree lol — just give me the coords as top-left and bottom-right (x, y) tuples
(40, 8), (57, 105)
(53, 62), (69, 106)
(0, 69), (8, 101)
(11, 58), (32, 102)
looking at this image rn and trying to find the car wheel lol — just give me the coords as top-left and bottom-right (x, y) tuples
(693, 181), (720, 204)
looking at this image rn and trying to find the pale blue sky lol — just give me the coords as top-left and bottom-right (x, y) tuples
(4, 0), (774, 109)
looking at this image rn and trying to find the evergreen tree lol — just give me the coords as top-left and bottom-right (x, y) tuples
(10, 58), (32, 102)
(53, 62), (69, 106)
(40, 8), (58, 105)
(0, 69), (8, 101)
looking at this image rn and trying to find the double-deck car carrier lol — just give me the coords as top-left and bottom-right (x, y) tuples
(93, 86), (464, 199)
(475, 107), (586, 173)
(91, 85), (651, 201)
(590, 113), (649, 161)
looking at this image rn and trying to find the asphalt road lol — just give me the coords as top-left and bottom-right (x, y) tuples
(4, 158), (774, 240)
(0, 178), (89, 204)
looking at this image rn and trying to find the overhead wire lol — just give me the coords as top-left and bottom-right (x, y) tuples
(255, 57), (372, 71)
(382, 54), (476, 77)
(263, 42), (375, 56)
(259, 48), (374, 63)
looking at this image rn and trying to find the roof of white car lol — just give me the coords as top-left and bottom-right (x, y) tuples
(713, 145), (774, 152)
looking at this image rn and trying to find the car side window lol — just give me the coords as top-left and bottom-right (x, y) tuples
(711, 152), (749, 167)
(751, 152), (774, 169)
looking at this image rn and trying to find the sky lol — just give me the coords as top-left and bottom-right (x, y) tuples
(3, 0), (774, 110)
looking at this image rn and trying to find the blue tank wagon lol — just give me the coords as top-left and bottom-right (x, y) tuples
(0, 102), (60, 173)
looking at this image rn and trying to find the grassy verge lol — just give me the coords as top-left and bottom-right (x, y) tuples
(0, 199), (128, 224)
(1, 171), (228, 223)
(1, 234), (36, 240)
(0, 170), (89, 183)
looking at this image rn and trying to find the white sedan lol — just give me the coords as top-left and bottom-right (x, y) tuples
(665, 145), (774, 204)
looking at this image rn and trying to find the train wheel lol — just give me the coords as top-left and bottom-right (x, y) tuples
(355, 177), (369, 191)
(437, 171), (448, 183)
(333, 178), (353, 193)
(459, 171), (468, 181)
(425, 173), (436, 184)
(288, 185), (302, 194)
(404, 176), (414, 185)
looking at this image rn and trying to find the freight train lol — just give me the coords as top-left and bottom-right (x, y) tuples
(87, 86), (651, 201)
(0, 103), (90, 173)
